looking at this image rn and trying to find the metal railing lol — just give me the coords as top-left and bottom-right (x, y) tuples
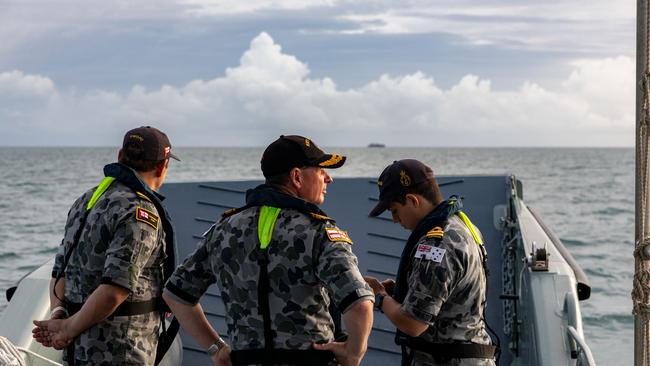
(567, 326), (596, 366)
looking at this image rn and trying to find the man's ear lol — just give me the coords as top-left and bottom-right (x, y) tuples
(405, 193), (420, 208)
(155, 159), (169, 177)
(288, 167), (302, 188)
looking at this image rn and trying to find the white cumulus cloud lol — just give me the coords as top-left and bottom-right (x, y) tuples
(0, 32), (634, 147)
(0, 70), (55, 97)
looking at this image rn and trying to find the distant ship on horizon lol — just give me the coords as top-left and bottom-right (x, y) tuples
(367, 143), (386, 148)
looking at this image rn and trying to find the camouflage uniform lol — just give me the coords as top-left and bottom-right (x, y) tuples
(165, 205), (374, 353)
(402, 215), (494, 366)
(52, 177), (166, 365)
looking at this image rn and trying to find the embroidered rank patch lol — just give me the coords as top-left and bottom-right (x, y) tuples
(325, 227), (353, 244)
(414, 244), (445, 263)
(135, 207), (159, 229)
(426, 227), (444, 239)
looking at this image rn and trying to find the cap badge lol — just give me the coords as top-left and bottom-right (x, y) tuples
(305, 138), (311, 147)
(164, 146), (171, 155)
(129, 134), (144, 142)
(377, 180), (383, 187)
(319, 154), (344, 167)
(400, 170), (411, 186)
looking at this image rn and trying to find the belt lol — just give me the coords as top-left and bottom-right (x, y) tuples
(65, 297), (170, 366)
(67, 297), (165, 317)
(230, 348), (335, 366)
(396, 335), (497, 359)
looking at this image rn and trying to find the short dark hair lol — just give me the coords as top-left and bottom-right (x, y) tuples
(265, 171), (290, 189)
(391, 177), (443, 206)
(118, 149), (165, 172)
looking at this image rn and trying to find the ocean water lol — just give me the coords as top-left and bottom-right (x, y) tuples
(0, 147), (634, 365)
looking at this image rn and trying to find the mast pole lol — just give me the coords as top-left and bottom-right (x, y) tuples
(635, 0), (650, 364)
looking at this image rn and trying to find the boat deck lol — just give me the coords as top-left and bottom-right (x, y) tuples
(160, 175), (513, 365)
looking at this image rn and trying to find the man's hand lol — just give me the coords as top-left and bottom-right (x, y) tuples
(312, 341), (362, 366)
(32, 322), (53, 348)
(313, 299), (372, 366)
(32, 318), (73, 350)
(210, 345), (232, 366)
(363, 276), (385, 295)
(32, 308), (69, 349)
(35, 283), (129, 350)
(50, 307), (68, 320)
(381, 279), (395, 296)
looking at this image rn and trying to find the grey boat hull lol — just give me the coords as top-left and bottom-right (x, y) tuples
(160, 174), (593, 365)
(0, 174), (594, 365)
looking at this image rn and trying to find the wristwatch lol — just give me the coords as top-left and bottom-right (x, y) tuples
(374, 293), (386, 313)
(206, 337), (228, 356)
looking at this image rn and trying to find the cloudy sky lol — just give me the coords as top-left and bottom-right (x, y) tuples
(0, 0), (635, 146)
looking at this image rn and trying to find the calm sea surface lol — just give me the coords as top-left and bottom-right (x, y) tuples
(0, 147), (634, 365)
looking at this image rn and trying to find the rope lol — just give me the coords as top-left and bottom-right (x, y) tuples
(0, 336), (26, 366)
(0, 336), (63, 366)
(635, 2), (650, 364)
(14, 347), (63, 366)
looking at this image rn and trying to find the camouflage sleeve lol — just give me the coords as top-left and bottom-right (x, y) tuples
(314, 224), (374, 313)
(164, 224), (220, 305)
(52, 193), (88, 278)
(401, 235), (463, 325)
(52, 238), (66, 278)
(101, 201), (162, 292)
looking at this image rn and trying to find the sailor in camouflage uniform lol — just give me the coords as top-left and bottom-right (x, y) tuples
(163, 135), (374, 366)
(33, 126), (180, 365)
(365, 159), (496, 366)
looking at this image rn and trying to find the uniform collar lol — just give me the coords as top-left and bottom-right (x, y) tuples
(393, 197), (462, 303)
(103, 162), (166, 202)
(245, 184), (328, 217)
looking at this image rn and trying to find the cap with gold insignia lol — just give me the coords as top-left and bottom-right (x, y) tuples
(369, 159), (436, 217)
(260, 135), (346, 177)
(122, 126), (180, 162)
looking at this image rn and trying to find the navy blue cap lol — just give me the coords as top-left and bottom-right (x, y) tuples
(369, 159), (435, 217)
(122, 126), (180, 162)
(261, 135), (346, 177)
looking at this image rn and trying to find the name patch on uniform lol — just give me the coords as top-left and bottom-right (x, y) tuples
(325, 227), (353, 244)
(135, 207), (159, 229)
(414, 244), (445, 262)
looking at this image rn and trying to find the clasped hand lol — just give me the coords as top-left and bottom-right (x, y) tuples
(32, 316), (73, 350)
(363, 276), (394, 296)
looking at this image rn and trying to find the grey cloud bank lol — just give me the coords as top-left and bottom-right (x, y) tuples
(0, 32), (633, 147)
(0, 0), (635, 147)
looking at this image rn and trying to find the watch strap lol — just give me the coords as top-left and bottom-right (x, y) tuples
(206, 337), (228, 356)
(375, 293), (386, 313)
